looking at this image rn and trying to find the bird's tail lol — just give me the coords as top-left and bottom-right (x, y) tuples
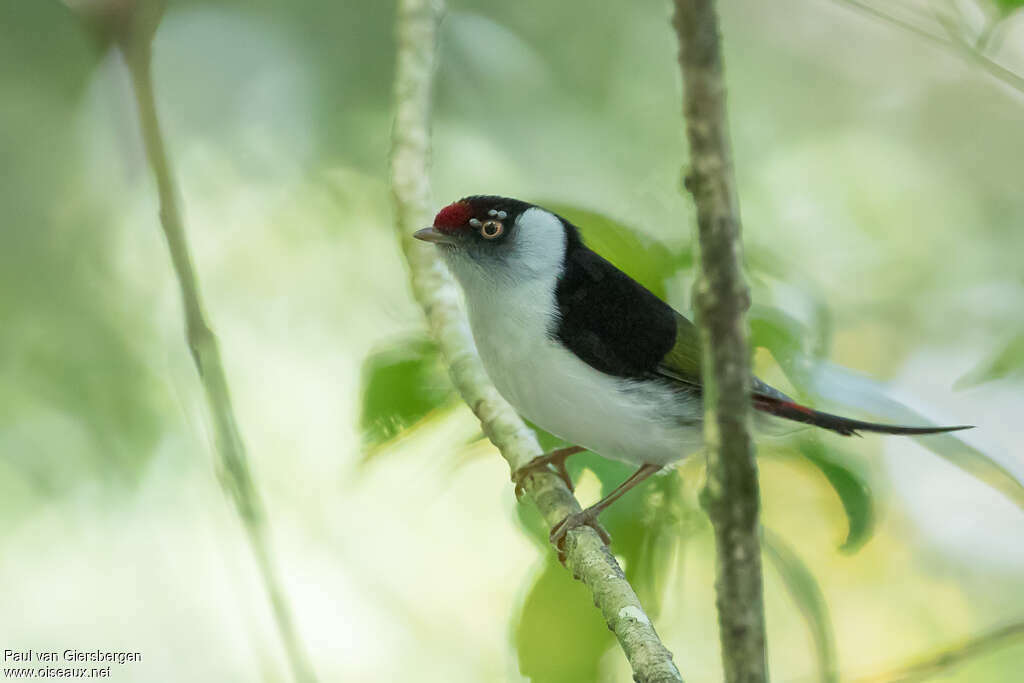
(752, 395), (973, 437)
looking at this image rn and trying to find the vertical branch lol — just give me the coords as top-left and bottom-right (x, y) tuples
(672, 2), (768, 682)
(123, 37), (318, 683)
(389, 1), (682, 681)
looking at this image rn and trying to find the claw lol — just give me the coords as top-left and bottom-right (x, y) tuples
(548, 463), (660, 564)
(549, 508), (611, 563)
(511, 446), (582, 500)
(512, 464), (556, 501)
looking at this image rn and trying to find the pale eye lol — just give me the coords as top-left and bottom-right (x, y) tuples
(480, 219), (504, 239)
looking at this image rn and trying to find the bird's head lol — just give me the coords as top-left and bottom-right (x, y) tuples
(414, 196), (569, 286)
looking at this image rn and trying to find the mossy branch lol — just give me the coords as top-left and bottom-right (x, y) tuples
(672, 1), (769, 682)
(122, 29), (318, 683)
(389, 0), (682, 680)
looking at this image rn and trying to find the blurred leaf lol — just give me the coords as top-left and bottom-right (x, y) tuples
(515, 557), (614, 683)
(749, 304), (817, 397)
(753, 308), (1024, 523)
(750, 305), (877, 551)
(955, 332), (1024, 389)
(853, 620), (1024, 683)
(514, 470), (684, 681)
(763, 528), (838, 683)
(993, 0), (1024, 15)
(796, 437), (876, 553)
(745, 242), (793, 281)
(512, 436), (684, 616)
(65, 0), (166, 54)
(358, 335), (454, 459)
(541, 203), (689, 299)
(613, 471), (690, 616)
(805, 359), (1024, 511)
(806, 291), (835, 360)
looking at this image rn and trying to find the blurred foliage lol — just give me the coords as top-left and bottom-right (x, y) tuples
(763, 528), (838, 683)
(955, 332), (1024, 389)
(515, 556), (615, 683)
(64, 0), (167, 56)
(542, 203), (691, 299)
(358, 335), (454, 460)
(514, 451), (697, 680)
(749, 304), (820, 396)
(748, 297), (1024, 526)
(5, 0), (1024, 680)
(795, 437), (875, 553)
(797, 358), (1024, 510)
(993, 0), (1024, 15)
(0, 2), (169, 501)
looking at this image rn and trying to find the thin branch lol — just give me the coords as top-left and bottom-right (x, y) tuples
(672, 2), (768, 683)
(388, 1), (682, 681)
(831, 0), (1024, 96)
(852, 620), (1024, 683)
(123, 37), (318, 683)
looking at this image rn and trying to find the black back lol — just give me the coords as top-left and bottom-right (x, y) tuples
(551, 220), (679, 379)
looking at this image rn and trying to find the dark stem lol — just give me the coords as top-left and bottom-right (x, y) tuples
(672, 1), (768, 682)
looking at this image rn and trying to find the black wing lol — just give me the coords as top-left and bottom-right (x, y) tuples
(549, 219), (972, 438)
(552, 234), (691, 380)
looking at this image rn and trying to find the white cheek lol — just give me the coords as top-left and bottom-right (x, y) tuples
(508, 207), (567, 279)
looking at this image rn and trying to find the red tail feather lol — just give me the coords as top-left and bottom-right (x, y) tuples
(752, 395), (973, 437)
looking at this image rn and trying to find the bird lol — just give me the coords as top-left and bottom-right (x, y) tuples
(413, 195), (971, 549)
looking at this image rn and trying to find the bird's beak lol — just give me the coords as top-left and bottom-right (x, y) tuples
(414, 227), (457, 245)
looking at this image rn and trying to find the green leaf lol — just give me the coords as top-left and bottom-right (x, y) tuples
(574, 455), (689, 615)
(955, 332), (1024, 389)
(511, 430), (685, 616)
(796, 437), (876, 553)
(993, 0), (1024, 16)
(540, 203), (689, 299)
(763, 529), (838, 683)
(358, 335), (454, 459)
(515, 557), (615, 683)
(805, 359), (1024, 511)
(749, 305), (877, 551)
(613, 470), (691, 616)
(750, 308), (1024, 520)
(745, 242), (794, 281)
(749, 304), (817, 398)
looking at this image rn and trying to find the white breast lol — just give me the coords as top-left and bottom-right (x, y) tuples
(461, 271), (702, 468)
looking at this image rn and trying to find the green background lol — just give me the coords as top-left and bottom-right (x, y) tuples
(2, 0), (1024, 681)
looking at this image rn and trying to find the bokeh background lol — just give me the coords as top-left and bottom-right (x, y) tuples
(3, 0), (1024, 681)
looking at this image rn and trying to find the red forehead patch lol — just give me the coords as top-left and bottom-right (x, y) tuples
(434, 201), (473, 233)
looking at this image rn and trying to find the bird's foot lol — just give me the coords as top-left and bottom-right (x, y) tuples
(511, 446), (583, 500)
(549, 507), (611, 563)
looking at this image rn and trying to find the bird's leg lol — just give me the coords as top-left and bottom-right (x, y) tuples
(511, 446), (585, 499)
(549, 463), (662, 557)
